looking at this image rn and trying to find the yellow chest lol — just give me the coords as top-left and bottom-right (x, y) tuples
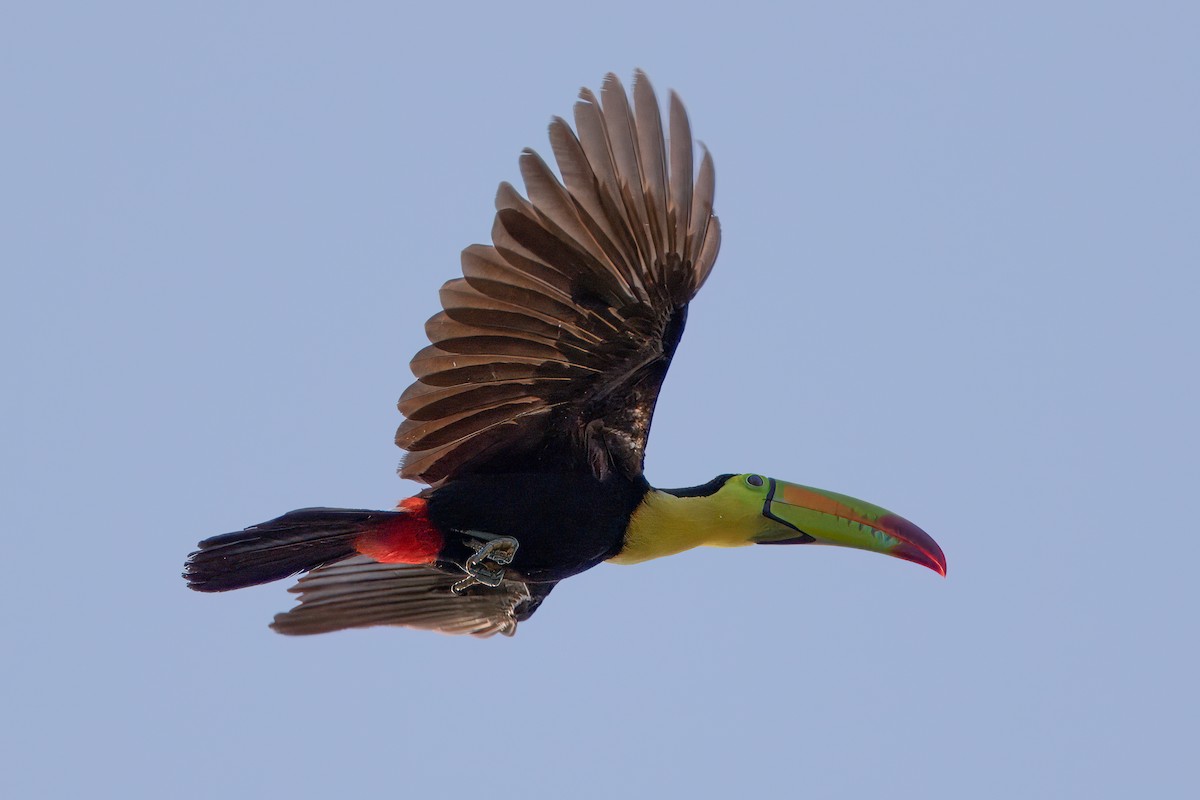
(608, 490), (760, 565)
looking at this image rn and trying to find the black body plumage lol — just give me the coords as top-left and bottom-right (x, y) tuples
(427, 472), (650, 584)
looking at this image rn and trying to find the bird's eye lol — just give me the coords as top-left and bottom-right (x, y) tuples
(746, 474), (764, 487)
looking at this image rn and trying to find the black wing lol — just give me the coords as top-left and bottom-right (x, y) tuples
(396, 71), (720, 485)
(271, 556), (555, 638)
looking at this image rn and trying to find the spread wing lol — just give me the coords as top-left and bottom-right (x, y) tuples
(396, 71), (720, 485)
(270, 556), (555, 638)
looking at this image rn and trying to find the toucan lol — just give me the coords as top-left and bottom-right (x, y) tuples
(184, 71), (946, 637)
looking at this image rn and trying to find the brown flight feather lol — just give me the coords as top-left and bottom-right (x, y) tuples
(271, 556), (553, 637)
(396, 72), (721, 485)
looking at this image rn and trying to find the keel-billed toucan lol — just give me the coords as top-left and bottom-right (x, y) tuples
(184, 72), (946, 637)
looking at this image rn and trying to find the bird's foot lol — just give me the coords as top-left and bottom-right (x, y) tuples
(452, 535), (520, 594)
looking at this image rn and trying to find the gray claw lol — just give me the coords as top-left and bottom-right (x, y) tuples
(452, 536), (520, 595)
(451, 575), (480, 595)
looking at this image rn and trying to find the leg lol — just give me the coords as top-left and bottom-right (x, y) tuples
(451, 534), (520, 594)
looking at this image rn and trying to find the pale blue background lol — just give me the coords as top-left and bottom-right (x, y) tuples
(3, 2), (1197, 798)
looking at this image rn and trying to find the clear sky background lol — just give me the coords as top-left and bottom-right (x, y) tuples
(3, 2), (1197, 798)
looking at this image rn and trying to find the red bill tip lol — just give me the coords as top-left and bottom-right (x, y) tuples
(881, 514), (947, 576)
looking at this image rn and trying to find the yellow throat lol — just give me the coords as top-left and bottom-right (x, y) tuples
(608, 488), (762, 565)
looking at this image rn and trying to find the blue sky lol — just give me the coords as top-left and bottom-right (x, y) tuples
(3, 2), (1197, 798)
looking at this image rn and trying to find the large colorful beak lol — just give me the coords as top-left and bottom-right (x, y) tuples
(754, 479), (947, 576)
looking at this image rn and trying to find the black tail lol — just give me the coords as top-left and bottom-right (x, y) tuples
(184, 507), (405, 592)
